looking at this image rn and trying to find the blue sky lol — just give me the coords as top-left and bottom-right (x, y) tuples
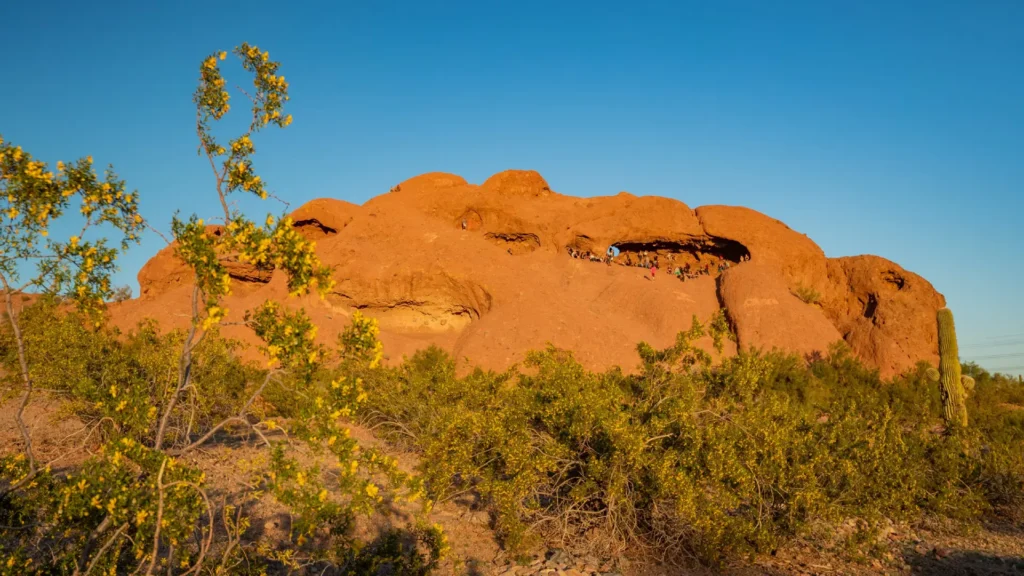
(2, 0), (1022, 374)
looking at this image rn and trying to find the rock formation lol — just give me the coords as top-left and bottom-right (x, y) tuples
(113, 169), (945, 377)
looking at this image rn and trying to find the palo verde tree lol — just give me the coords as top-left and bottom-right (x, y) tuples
(0, 136), (143, 478)
(0, 45), (440, 575)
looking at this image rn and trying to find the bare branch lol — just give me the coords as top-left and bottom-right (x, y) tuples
(170, 370), (278, 455)
(80, 522), (129, 576)
(1, 272), (37, 473)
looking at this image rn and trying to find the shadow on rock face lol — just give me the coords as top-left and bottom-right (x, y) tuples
(904, 548), (1024, 575)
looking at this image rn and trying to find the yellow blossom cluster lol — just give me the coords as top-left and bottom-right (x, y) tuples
(338, 311), (384, 368)
(227, 215), (334, 297)
(237, 42), (291, 131)
(195, 52), (230, 121)
(247, 300), (323, 372)
(0, 137), (143, 315)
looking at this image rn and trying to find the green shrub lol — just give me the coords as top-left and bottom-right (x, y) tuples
(0, 303), (436, 573)
(793, 284), (822, 305)
(360, 319), (1024, 565)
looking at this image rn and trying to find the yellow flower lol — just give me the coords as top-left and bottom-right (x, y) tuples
(136, 510), (149, 524)
(265, 215), (274, 226)
(317, 489), (328, 503)
(365, 483), (379, 498)
(219, 51), (227, 60)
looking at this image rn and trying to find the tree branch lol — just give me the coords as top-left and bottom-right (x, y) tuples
(1, 273), (36, 473)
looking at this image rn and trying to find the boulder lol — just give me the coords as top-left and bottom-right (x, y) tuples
(719, 263), (843, 360)
(823, 255), (945, 377)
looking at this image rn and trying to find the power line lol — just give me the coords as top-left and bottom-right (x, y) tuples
(960, 339), (1024, 349)
(965, 352), (1024, 361)
(970, 362), (1024, 371)
(962, 331), (1024, 341)
(960, 334), (1024, 347)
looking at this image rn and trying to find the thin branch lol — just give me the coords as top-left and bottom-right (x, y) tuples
(80, 522), (129, 576)
(1, 273), (36, 473)
(170, 370), (277, 455)
(143, 458), (170, 576)
(74, 515), (112, 575)
(154, 282), (201, 450)
(196, 109), (231, 223)
(145, 220), (173, 246)
(169, 480), (215, 576)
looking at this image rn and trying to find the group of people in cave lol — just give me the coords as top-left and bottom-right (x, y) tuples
(566, 244), (752, 281)
(566, 246), (614, 265)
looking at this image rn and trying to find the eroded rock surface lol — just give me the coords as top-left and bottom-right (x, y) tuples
(719, 263), (842, 360)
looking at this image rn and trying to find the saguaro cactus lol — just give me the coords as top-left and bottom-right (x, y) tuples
(937, 308), (968, 427)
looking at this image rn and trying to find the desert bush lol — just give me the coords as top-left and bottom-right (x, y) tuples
(793, 284), (822, 305)
(360, 320), (1024, 566)
(110, 285), (133, 302)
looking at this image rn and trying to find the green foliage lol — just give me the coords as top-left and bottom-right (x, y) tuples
(0, 137), (143, 310)
(337, 523), (447, 576)
(793, 284), (822, 305)
(361, 328), (1024, 565)
(937, 307), (968, 427)
(0, 302), (437, 573)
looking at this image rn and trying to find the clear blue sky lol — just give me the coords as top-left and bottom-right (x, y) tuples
(2, 1), (1022, 374)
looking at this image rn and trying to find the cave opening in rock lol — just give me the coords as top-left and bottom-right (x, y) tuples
(455, 210), (483, 231)
(882, 271), (906, 290)
(605, 238), (751, 273)
(485, 232), (540, 255)
(292, 218), (338, 239)
(863, 293), (879, 319)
